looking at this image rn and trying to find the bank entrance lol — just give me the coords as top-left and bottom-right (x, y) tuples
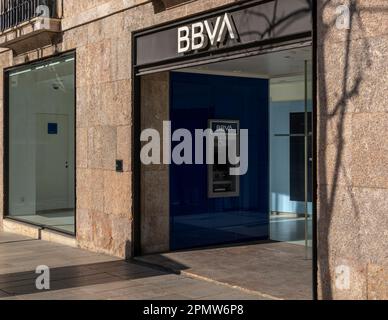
(134, 0), (314, 299)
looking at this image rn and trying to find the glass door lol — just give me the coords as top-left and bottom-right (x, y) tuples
(269, 50), (313, 258)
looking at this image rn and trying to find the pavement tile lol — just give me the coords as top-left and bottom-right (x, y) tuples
(0, 231), (273, 300)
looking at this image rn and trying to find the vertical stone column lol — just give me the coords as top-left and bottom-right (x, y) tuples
(317, 0), (388, 299)
(73, 13), (133, 259)
(140, 72), (170, 254)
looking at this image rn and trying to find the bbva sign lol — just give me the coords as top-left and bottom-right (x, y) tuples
(177, 13), (238, 54)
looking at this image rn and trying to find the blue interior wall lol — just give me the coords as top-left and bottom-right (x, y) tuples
(170, 72), (270, 250)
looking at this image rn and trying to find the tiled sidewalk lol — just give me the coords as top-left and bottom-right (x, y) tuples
(0, 232), (266, 300)
(137, 241), (313, 300)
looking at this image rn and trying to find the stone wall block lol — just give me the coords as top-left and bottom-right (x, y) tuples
(351, 113), (388, 189)
(103, 171), (132, 217)
(87, 126), (117, 170)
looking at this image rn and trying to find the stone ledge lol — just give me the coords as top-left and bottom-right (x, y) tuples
(0, 17), (61, 55)
(40, 229), (77, 248)
(2, 218), (77, 248)
(2, 218), (40, 239)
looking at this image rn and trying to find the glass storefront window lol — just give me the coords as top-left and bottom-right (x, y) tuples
(6, 54), (75, 234)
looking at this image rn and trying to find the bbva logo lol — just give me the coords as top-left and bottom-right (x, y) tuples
(178, 13), (238, 54)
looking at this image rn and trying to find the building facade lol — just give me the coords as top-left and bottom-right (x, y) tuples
(0, 0), (386, 300)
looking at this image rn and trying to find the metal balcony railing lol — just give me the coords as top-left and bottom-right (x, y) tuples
(0, 0), (57, 32)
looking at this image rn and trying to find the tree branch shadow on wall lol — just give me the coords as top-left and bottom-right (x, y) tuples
(317, 0), (388, 299)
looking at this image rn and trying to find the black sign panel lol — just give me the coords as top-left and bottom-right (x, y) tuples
(134, 0), (312, 68)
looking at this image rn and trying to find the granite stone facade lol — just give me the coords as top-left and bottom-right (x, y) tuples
(0, 0), (386, 300)
(317, 0), (388, 300)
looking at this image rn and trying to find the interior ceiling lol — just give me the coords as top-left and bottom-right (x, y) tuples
(10, 59), (74, 90)
(180, 46), (312, 81)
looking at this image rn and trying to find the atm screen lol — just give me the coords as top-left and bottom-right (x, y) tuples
(208, 120), (240, 198)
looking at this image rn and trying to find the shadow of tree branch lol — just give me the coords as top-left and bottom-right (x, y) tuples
(317, 0), (385, 299)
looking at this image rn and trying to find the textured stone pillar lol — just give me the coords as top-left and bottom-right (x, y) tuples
(317, 0), (388, 300)
(140, 72), (170, 254)
(74, 12), (133, 259)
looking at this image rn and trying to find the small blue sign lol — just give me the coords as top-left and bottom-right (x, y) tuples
(48, 123), (58, 135)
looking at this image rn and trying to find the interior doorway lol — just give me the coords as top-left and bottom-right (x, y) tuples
(36, 114), (70, 212)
